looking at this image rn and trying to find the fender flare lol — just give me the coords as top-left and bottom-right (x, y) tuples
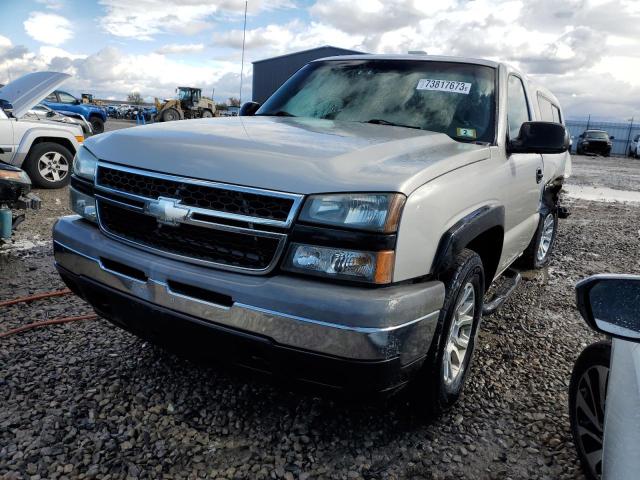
(16, 126), (81, 161)
(431, 205), (505, 277)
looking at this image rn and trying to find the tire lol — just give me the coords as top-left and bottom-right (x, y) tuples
(409, 248), (484, 416)
(201, 109), (213, 118)
(162, 108), (180, 122)
(569, 341), (611, 480)
(517, 211), (558, 269)
(23, 142), (73, 189)
(89, 116), (104, 134)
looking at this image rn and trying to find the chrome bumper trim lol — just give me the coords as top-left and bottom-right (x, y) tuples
(54, 240), (439, 362)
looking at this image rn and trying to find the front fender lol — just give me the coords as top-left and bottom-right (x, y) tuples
(14, 125), (81, 167)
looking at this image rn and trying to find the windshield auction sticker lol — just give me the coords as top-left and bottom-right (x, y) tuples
(417, 79), (471, 94)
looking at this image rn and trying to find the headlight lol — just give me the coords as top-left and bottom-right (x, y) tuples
(283, 243), (394, 284)
(69, 187), (97, 223)
(298, 193), (405, 232)
(72, 146), (98, 181)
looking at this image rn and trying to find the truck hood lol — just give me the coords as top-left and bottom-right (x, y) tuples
(0, 72), (70, 119)
(86, 116), (490, 195)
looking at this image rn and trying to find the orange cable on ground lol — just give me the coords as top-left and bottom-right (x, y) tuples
(0, 289), (72, 308)
(0, 314), (97, 339)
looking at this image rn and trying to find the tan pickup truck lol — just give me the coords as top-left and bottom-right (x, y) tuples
(54, 55), (570, 414)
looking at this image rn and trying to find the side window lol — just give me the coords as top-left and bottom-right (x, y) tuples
(536, 94), (554, 122)
(45, 92), (57, 102)
(58, 92), (76, 104)
(551, 104), (562, 124)
(634, 135), (640, 142)
(507, 75), (530, 139)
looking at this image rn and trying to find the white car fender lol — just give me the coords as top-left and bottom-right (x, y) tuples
(12, 123), (82, 168)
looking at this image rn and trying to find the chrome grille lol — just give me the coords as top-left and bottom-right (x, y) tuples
(94, 163), (303, 273)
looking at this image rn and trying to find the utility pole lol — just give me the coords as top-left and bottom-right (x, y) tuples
(239, 0), (248, 105)
(625, 117), (634, 156)
(586, 114), (590, 130)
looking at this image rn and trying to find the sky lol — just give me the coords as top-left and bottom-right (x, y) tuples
(1, 0), (639, 119)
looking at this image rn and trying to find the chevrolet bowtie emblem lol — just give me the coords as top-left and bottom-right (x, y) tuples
(145, 197), (189, 226)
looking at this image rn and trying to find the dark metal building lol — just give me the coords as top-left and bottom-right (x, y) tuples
(251, 46), (364, 103)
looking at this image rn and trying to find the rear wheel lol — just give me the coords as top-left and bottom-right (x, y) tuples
(89, 116), (104, 134)
(517, 211), (558, 269)
(201, 109), (213, 118)
(409, 249), (484, 416)
(162, 108), (180, 122)
(23, 142), (73, 188)
(569, 341), (611, 480)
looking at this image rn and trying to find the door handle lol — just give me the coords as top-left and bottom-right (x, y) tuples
(536, 168), (543, 184)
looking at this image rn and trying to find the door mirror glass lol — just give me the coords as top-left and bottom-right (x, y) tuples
(240, 101), (260, 116)
(576, 275), (640, 341)
(508, 121), (569, 154)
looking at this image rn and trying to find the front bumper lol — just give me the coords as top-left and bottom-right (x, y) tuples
(53, 216), (445, 392)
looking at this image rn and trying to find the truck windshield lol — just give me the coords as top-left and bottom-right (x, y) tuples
(585, 131), (609, 140)
(257, 60), (497, 144)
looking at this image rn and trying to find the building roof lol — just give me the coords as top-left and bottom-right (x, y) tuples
(252, 45), (364, 65)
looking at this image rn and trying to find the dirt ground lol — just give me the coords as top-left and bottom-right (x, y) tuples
(1, 153), (639, 480)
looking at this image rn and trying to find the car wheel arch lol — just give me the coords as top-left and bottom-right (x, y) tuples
(29, 136), (76, 157)
(431, 205), (505, 292)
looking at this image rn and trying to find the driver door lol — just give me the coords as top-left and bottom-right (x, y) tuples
(500, 74), (544, 266)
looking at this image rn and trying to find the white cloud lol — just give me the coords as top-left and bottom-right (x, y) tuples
(23, 12), (73, 46)
(35, 0), (65, 9)
(98, 0), (294, 40)
(155, 43), (205, 55)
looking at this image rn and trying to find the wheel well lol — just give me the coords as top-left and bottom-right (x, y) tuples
(464, 226), (504, 291)
(29, 137), (76, 156)
(88, 113), (103, 121)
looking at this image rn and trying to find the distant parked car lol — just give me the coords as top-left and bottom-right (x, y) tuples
(569, 274), (640, 480)
(627, 134), (640, 158)
(42, 90), (107, 134)
(576, 130), (613, 156)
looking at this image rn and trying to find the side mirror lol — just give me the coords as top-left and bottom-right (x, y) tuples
(610, 136), (615, 140)
(576, 275), (640, 341)
(240, 101), (260, 116)
(508, 121), (569, 154)
(46, 111), (55, 117)
(578, 134), (584, 138)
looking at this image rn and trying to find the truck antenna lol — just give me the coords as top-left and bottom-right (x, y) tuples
(239, 0), (248, 105)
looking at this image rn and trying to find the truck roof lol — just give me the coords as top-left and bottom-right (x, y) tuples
(313, 54), (501, 69)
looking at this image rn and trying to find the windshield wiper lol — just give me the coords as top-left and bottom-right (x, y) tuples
(365, 119), (421, 130)
(258, 110), (296, 117)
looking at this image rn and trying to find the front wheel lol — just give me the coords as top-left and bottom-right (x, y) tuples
(409, 248), (484, 416)
(517, 211), (558, 269)
(89, 116), (104, 134)
(569, 341), (611, 480)
(23, 142), (73, 188)
(201, 109), (213, 118)
(162, 108), (180, 122)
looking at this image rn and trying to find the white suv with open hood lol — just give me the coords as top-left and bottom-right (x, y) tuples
(0, 71), (83, 188)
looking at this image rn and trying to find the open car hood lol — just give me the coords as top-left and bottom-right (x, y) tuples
(0, 71), (70, 119)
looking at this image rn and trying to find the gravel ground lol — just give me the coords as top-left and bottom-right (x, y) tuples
(1, 155), (639, 480)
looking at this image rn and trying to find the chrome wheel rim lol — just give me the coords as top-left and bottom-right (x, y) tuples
(443, 282), (475, 386)
(38, 151), (69, 183)
(537, 213), (555, 261)
(575, 365), (608, 478)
